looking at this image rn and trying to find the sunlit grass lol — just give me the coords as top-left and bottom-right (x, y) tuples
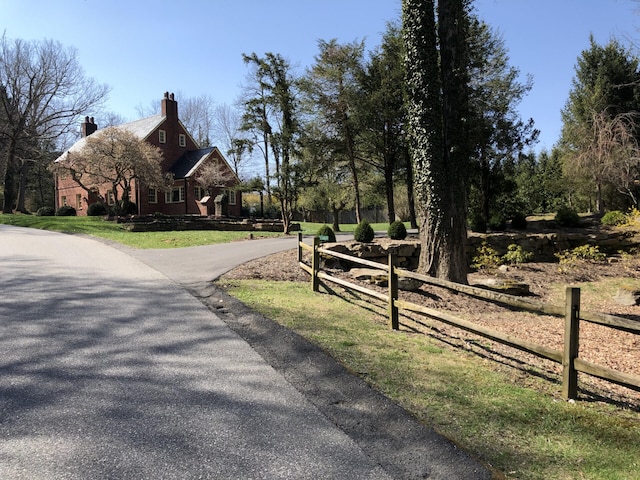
(0, 214), (284, 248)
(0, 214), (412, 247)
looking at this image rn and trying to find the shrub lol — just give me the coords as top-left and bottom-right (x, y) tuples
(555, 207), (581, 227)
(556, 244), (606, 269)
(316, 224), (336, 243)
(502, 244), (533, 265)
(471, 241), (502, 272)
(511, 212), (528, 230)
(601, 210), (627, 226)
(387, 220), (407, 240)
(36, 206), (55, 216)
(87, 202), (108, 216)
(468, 213), (487, 233)
(488, 214), (507, 232)
(55, 205), (77, 216)
(354, 220), (375, 243)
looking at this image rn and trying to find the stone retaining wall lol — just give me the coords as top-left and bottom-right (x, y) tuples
(120, 215), (300, 233)
(321, 229), (640, 268)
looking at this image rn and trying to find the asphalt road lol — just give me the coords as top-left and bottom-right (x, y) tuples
(0, 225), (492, 479)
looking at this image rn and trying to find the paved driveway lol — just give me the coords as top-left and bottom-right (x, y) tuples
(0, 225), (491, 479)
(0, 226), (392, 479)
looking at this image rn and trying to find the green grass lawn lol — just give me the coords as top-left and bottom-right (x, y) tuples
(0, 214), (405, 248)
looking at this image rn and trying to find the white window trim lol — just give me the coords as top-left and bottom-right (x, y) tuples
(228, 189), (236, 205)
(165, 186), (185, 203)
(148, 188), (158, 204)
(179, 134), (186, 147)
(159, 129), (166, 144)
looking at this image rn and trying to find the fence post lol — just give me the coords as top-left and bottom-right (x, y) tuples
(311, 236), (320, 292)
(297, 232), (303, 263)
(563, 287), (581, 400)
(388, 253), (399, 330)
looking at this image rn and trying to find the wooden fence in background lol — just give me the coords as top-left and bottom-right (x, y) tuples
(297, 233), (640, 400)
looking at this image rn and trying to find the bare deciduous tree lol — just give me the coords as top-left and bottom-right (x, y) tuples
(212, 103), (253, 177)
(195, 160), (235, 194)
(0, 34), (109, 213)
(565, 110), (640, 208)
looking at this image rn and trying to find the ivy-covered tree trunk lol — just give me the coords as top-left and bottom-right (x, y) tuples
(403, 0), (470, 284)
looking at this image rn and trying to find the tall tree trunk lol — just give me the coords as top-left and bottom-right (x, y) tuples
(263, 132), (271, 204)
(331, 204), (341, 232)
(405, 152), (418, 229)
(403, 0), (470, 284)
(2, 147), (18, 213)
(16, 159), (31, 213)
(385, 159), (395, 223)
(437, 0), (470, 283)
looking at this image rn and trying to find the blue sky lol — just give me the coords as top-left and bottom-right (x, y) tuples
(1, 0), (638, 154)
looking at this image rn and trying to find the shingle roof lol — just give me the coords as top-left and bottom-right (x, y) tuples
(54, 114), (165, 163)
(170, 147), (215, 179)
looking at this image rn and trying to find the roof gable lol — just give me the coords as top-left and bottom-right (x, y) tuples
(169, 146), (240, 183)
(170, 147), (215, 179)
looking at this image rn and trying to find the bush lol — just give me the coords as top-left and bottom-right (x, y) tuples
(511, 212), (528, 230)
(354, 220), (375, 243)
(555, 207), (581, 227)
(468, 213), (487, 233)
(87, 202), (108, 216)
(36, 206), (55, 216)
(55, 205), (77, 216)
(488, 214), (507, 232)
(601, 210), (627, 226)
(556, 244), (606, 270)
(316, 224), (336, 243)
(502, 244), (533, 265)
(471, 241), (502, 272)
(387, 220), (407, 240)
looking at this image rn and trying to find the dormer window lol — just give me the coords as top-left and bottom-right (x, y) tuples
(179, 134), (186, 147)
(159, 130), (166, 144)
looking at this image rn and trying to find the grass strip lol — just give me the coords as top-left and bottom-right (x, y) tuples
(0, 215), (405, 248)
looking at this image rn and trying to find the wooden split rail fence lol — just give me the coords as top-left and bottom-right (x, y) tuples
(297, 233), (640, 400)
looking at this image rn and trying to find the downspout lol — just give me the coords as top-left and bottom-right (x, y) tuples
(185, 178), (188, 214)
(135, 178), (140, 215)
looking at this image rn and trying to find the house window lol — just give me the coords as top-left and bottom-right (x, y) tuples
(148, 188), (158, 204)
(179, 134), (186, 147)
(194, 186), (205, 200)
(165, 186), (184, 203)
(107, 191), (115, 206)
(159, 130), (166, 144)
(228, 189), (236, 205)
(76, 194), (82, 210)
(61, 196), (67, 206)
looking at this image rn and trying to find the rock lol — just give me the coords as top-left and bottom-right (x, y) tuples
(349, 268), (387, 286)
(398, 277), (422, 292)
(474, 278), (531, 296)
(613, 287), (640, 306)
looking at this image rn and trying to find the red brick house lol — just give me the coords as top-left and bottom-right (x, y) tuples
(54, 92), (241, 217)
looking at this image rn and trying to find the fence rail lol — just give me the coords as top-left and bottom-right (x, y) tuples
(297, 233), (640, 400)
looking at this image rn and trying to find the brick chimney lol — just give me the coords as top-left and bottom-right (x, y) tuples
(81, 116), (97, 137)
(161, 91), (178, 120)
